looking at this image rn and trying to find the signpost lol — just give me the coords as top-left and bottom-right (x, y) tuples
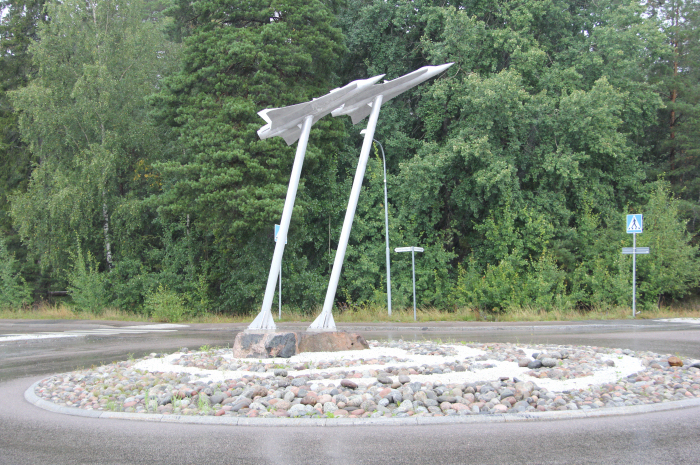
(395, 246), (424, 321)
(623, 214), (649, 317)
(274, 224), (286, 320)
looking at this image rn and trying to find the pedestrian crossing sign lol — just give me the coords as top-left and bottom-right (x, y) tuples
(274, 224), (287, 244)
(626, 214), (643, 234)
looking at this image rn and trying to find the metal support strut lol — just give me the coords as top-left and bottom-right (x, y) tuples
(309, 95), (384, 331)
(248, 115), (314, 331)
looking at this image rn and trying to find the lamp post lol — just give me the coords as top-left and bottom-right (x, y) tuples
(361, 129), (391, 316)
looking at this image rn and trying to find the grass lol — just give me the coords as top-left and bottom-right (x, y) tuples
(1, 299), (700, 324)
(0, 302), (247, 323)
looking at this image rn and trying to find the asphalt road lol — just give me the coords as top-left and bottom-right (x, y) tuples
(1, 319), (699, 464)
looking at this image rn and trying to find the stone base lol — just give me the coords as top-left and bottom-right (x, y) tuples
(297, 331), (368, 353)
(233, 331), (299, 359)
(233, 331), (368, 359)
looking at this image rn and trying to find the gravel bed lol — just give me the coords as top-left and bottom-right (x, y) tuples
(34, 340), (700, 419)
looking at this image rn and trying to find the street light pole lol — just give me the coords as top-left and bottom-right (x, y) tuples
(361, 130), (391, 316)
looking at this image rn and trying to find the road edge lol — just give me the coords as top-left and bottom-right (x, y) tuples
(24, 380), (700, 427)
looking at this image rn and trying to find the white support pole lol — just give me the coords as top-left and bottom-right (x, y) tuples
(411, 247), (417, 322)
(309, 95), (384, 331)
(632, 232), (637, 318)
(248, 115), (314, 331)
(381, 142), (392, 317)
(278, 265), (282, 320)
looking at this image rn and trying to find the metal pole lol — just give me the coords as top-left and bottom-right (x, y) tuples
(632, 232), (636, 318)
(249, 114), (314, 331)
(311, 95), (384, 331)
(278, 265), (282, 320)
(411, 247), (416, 322)
(376, 139), (391, 317)
(361, 132), (392, 317)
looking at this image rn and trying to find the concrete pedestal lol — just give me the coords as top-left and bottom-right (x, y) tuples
(233, 331), (368, 359)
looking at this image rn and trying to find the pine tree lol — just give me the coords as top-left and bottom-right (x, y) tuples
(646, 0), (700, 234)
(152, 0), (346, 312)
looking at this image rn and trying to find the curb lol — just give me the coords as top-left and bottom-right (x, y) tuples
(279, 323), (673, 333)
(25, 380), (700, 427)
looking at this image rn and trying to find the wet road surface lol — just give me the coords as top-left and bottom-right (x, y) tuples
(0, 319), (698, 464)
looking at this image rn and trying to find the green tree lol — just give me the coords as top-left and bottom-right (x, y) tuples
(0, 0), (49, 294)
(635, 182), (700, 308)
(336, 0), (444, 178)
(9, 0), (180, 289)
(336, 0), (670, 310)
(152, 0), (346, 313)
(0, 237), (31, 309)
(0, 0), (48, 217)
(66, 237), (106, 314)
(646, 0), (700, 235)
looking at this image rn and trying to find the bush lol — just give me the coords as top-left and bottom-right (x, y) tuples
(67, 238), (107, 314)
(451, 254), (522, 311)
(144, 284), (187, 322)
(451, 250), (573, 312)
(519, 251), (574, 311)
(0, 238), (32, 309)
(104, 258), (155, 313)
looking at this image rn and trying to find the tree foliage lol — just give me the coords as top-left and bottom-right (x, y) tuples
(9, 0), (180, 289)
(0, 0), (49, 287)
(646, 0), (700, 234)
(151, 0), (346, 311)
(0, 237), (31, 309)
(66, 237), (106, 314)
(1, 0), (699, 314)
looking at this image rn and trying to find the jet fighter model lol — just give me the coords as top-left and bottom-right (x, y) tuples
(257, 74), (385, 145)
(308, 63), (454, 332)
(331, 63), (454, 124)
(248, 63), (453, 332)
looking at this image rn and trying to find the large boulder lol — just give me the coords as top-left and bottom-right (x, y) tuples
(232, 331), (298, 358)
(232, 331), (368, 358)
(297, 331), (368, 353)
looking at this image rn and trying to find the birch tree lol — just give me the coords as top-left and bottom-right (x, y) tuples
(10, 0), (179, 281)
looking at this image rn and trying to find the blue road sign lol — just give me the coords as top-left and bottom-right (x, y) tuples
(274, 224), (287, 244)
(626, 214), (643, 234)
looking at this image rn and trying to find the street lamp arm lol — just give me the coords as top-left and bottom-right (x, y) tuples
(359, 130), (387, 182)
(374, 139), (387, 183)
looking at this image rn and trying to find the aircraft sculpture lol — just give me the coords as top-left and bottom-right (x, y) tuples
(257, 75), (385, 145)
(248, 63), (453, 332)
